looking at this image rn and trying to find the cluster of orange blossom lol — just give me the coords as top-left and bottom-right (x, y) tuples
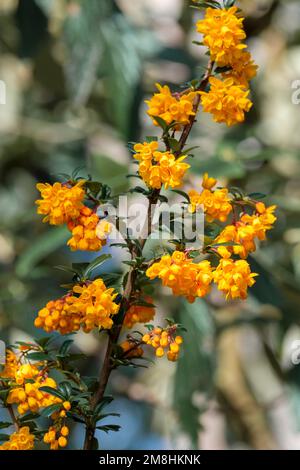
(36, 181), (111, 251)
(34, 279), (119, 334)
(0, 2), (277, 451)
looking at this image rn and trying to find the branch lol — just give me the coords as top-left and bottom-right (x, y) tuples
(82, 60), (214, 450)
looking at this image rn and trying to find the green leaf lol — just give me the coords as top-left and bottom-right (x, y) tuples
(96, 424), (121, 433)
(145, 136), (158, 143)
(171, 189), (190, 202)
(39, 386), (65, 400)
(58, 382), (73, 399)
(168, 138), (181, 153)
(26, 352), (49, 361)
(84, 254), (112, 277)
(0, 433), (10, 442)
(40, 404), (62, 418)
(248, 192), (266, 200)
(15, 226), (69, 278)
(0, 422), (12, 430)
(152, 115), (168, 130)
(59, 340), (74, 356)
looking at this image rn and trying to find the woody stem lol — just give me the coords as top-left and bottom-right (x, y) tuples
(83, 60), (214, 450)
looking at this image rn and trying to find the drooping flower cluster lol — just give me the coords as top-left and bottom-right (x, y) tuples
(133, 141), (190, 190)
(123, 296), (155, 329)
(36, 181), (110, 252)
(67, 207), (111, 251)
(213, 258), (257, 300)
(146, 251), (214, 303)
(147, 250), (258, 301)
(196, 6), (257, 125)
(146, 83), (197, 128)
(215, 202), (277, 259)
(188, 173), (232, 222)
(35, 279), (119, 334)
(0, 350), (61, 415)
(200, 77), (252, 126)
(35, 182), (85, 225)
(196, 6), (247, 66)
(44, 423), (69, 450)
(6, 370), (60, 415)
(142, 326), (183, 362)
(0, 427), (35, 451)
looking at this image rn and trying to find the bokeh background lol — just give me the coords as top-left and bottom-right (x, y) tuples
(1, 0), (300, 450)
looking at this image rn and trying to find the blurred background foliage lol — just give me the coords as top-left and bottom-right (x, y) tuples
(1, 0), (300, 449)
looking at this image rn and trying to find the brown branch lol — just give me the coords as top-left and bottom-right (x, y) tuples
(82, 60), (214, 450)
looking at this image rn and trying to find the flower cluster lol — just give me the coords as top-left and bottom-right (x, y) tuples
(146, 83), (197, 128)
(188, 176), (232, 222)
(7, 375), (60, 415)
(142, 327), (183, 362)
(35, 279), (119, 334)
(44, 424), (69, 450)
(36, 181), (110, 252)
(67, 207), (111, 252)
(35, 182), (85, 225)
(196, 6), (257, 125)
(215, 202), (277, 259)
(213, 258), (257, 300)
(123, 296), (155, 329)
(146, 251), (213, 303)
(0, 427), (35, 451)
(147, 250), (258, 301)
(188, 172), (232, 222)
(200, 77), (252, 126)
(133, 141), (190, 190)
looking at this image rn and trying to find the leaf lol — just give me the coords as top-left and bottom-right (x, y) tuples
(26, 352), (49, 361)
(0, 433), (10, 442)
(0, 422), (12, 430)
(171, 189), (190, 202)
(152, 116), (168, 130)
(94, 396), (114, 416)
(248, 192), (266, 200)
(40, 404), (62, 418)
(15, 226), (69, 278)
(145, 136), (158, 143)
(39, 386), (65, 400)
(96, 424), (121, 433)
(59, 340), (74, 356)
(168, 138), (181, 153)
(84, 254), (112, 277)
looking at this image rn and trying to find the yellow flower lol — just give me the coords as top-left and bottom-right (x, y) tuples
(188, 186), (232, 223)
(7, 375), (61, 415)
(213, 258), (257, 300)
(200, 77), (252, 126)
(196, 6), (247, 67)
(241, 203), (277, 241)
(124, 296), (155, 329)
(146, 251), (213, 302)
(0, 350), (18, 379)
(202, 172), (217, 190)
(223, 51), (258, 88)
(142, 326), (183, 362)
(145, 83), (196, 128)
(35, 279), (119, 334)
(67, 206), (110, 252)
(36, 181), (85, 225)
(133, 142), (190, 190)
(0, 427), (35, 451)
